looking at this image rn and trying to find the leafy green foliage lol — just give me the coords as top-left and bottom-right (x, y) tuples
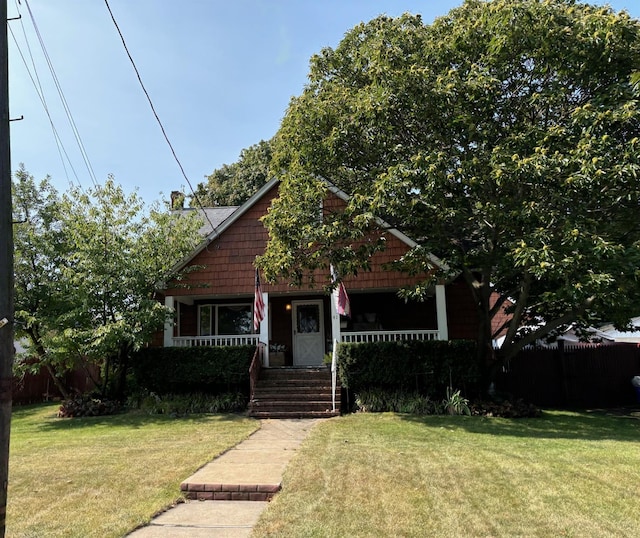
(130, 346), (254, 394)
(192, 139), (273, 206)
(12, 169), (203, 398)
(130, 391), (248, 415)
(261, 1), (640, 376)
(12, 166), (78, 397)
(355, 388), (435, 414)
(442, 387), (471, 416)
(337, 340), (480, 397)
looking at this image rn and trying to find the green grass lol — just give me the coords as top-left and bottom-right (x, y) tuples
(7, 403), (258, 538)
(253, 411), (640, 538)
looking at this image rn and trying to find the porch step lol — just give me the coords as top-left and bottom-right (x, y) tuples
(249, 410), (340, 419)
(249, 367), (340, 419)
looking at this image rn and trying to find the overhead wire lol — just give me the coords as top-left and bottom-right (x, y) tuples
(103, 0), (218, 234)
(8, 12), (82, 189)
(22, 0), (100, 188)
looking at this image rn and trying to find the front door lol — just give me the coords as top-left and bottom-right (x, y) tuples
(292, 300), (324, 366)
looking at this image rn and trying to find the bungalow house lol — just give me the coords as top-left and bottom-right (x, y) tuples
(159, 178), (481, 417)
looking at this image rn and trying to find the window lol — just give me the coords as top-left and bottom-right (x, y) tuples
(199, 304), (253, 335)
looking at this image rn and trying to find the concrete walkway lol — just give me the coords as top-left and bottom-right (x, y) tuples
(128, 418), (322, 537)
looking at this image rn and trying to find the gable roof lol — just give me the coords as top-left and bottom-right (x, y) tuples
(167, 177), (446, 278)
(173, 206), (238, 236)
(167, 178), (280, 275)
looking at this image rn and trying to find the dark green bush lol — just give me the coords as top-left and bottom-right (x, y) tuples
(338, 340), (480, 398)
(130, 346), (254, 394)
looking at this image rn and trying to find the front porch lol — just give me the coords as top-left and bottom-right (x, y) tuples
(163, 285), (449, 367)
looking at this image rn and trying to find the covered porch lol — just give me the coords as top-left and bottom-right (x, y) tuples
(163, 284), (449, 367)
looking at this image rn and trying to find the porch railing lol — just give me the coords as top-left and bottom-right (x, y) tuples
(249, 343), (265, 401)
(172, 331), (440, 348)
(172, 335), (260, 347)
(340, 329), (440, 344)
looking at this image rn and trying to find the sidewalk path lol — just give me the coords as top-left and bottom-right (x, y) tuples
(128, 418), (323, 537)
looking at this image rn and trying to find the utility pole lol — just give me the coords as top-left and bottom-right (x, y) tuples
(0, 0), (13, 535)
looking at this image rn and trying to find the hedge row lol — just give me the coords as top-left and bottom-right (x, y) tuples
(131, 346), (254, 394)
(337, 340), (480, 397)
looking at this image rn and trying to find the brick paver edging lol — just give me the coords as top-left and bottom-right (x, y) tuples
(181, 482), (281, 501)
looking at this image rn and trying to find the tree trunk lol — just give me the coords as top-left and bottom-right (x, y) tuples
(43, 363), (70, 401)
(26, 328), (70, 400)
(115, 343), (130, 403)
(100, 355), (111, 398)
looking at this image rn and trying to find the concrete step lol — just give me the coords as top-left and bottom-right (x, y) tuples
(249, 410), (340, 419)
(260, 368), (331, 379)
(250, 395), (332, 401)
(249, 367), (340, 419)
(250, 400), (334, 410)
(253, 383), (336, 391)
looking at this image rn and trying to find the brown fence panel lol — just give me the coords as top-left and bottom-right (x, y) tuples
(497, 343), (640, 408)
(497, 347), (563, 407)
(13, 366), (99, 405)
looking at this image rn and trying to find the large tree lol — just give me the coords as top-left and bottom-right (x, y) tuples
(13, 167), (75, 397)
(13, 170), (203, 399)
(192, 139), (273, 207)
(260, 0), (640, 379)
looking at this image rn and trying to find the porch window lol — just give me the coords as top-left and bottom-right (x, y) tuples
(199, 304), (253, 335)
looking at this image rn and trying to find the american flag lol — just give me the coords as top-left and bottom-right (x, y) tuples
(253, 268), (265, 332)
(330, 265), (351, 318)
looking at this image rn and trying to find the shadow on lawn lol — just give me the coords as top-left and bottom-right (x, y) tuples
(13, 403), (254, 431)
(398, 409), (640, 443)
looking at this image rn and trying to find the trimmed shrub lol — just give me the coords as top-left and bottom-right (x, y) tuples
(130, 346), (254, 395)
(338, 339), (480, 398)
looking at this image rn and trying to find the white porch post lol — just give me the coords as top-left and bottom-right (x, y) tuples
(259, 291), (269, 366)
(330, 287), (341, 348)
(435, 284), (449, 341)
(164, 295), (174, 347)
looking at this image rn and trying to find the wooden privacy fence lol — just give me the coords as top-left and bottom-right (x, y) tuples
(12, 367), (98, 405)
(496, 343), (640, 408)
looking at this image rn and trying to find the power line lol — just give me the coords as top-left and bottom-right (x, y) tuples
(103, 0), (218, 233)
(8, 21), (82, 188)
(22, 0), (99, 188)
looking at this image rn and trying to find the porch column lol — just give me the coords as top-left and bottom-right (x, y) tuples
(435, 284), (449, 341)
(259, 292), (269, 366)
(330, 288), (341, 348)
(163, 295), (174, 347)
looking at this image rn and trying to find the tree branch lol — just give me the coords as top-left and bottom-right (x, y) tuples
(502, 271), (532, 346)
(502, 296), (595, 360)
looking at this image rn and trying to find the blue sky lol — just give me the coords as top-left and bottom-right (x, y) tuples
(8, 0), (640, 205)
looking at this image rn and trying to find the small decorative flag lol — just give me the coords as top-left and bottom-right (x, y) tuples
(253, 268), (265, 332)
(330, 264), (351, 318)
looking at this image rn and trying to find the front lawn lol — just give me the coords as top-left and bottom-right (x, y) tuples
(7, 404), (258, 538)
(253, 411), (640, 537)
